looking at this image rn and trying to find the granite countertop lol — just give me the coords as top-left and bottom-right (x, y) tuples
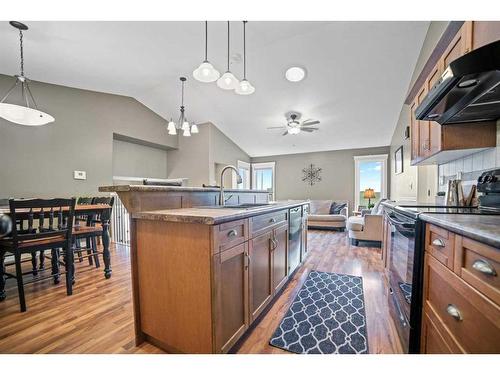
(99, 184), (269, 194)
(132, 200), (308, 225)
(419, 213), (500, 248)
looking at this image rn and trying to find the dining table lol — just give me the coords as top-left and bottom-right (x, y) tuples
(0, 204), (113, 300)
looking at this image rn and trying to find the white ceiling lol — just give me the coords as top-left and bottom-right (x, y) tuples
(0, 21), (429, 157)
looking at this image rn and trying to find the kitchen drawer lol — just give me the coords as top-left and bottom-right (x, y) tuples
(425, 224), (455, 269)
(214, 219), (248, 253)
(454, 236), (500, 306)
(423, 254), (500, 353)
(250, 210), (287, 238)
(421, 310), (462, 353)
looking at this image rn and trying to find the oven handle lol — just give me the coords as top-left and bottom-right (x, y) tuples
(387, 213), (415, 227)
(389, 287), (408, 327)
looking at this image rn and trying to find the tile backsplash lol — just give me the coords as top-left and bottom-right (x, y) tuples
(438, 121), (500, 194)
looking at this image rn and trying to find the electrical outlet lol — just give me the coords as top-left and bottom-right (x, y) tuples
(74, 170), (86, 180)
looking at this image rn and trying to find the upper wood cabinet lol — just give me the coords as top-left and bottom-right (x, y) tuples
(409, 21), (499, 166)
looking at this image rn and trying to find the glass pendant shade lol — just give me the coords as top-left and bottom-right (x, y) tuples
(191, 123), (199, 133)
(217, 71), (239, 90)
(193, 61), (220, 83)
(0, 22), (54, 126)
(235, 79), (255, 95)
(0, 103), (54, 126)
(183, 128), (191, 137)
(288, 127), (301, 135)
(168, 126), (177, 135)
(167, 120), (176, 132)
(182, 121), (190, 131)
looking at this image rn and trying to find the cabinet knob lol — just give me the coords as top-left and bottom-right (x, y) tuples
(446, 304), (463, 321)
(269, 218), (276, 223)
(432, 238), (445, 247)
(227, 229), (238, 238)
(472, 259), (497, 276)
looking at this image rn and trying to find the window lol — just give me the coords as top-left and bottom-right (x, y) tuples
(234, 160), (251, 189)
(251, 162), (275, 200)
(354, 155), (388, 210)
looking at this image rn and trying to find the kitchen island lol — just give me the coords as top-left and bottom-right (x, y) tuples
(129, 200), (309, 353)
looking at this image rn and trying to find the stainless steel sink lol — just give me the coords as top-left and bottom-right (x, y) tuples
(196, 203), (275, 210)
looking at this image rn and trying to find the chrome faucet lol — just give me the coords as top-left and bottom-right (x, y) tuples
(219, 165), (242, 206)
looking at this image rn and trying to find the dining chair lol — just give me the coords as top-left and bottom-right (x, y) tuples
(70, 197), (113, 271)
(74, 197), (94, 264)
(0, 198), (76, 312)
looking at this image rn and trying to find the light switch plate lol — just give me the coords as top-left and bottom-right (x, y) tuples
(74, 170), (86, 180)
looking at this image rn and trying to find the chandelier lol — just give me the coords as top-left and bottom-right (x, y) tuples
(0, 21), (55, 126)
(167, 77), (199, 136)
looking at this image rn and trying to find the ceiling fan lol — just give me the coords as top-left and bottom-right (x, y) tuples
(267, 112), (320, 136)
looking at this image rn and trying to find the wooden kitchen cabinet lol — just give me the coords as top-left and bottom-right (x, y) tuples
(420, 223), (500, 353)
(132, 204), (308, 353)
(213, 242), (249, 353)
(272, 224), (289, 295)
(409, 21), (498, 166)
(248, 231), (273, 322)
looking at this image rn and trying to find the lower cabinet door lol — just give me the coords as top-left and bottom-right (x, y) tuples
(272, 224), (288, 294)
(249, 231), (273, 322)
(214, 242), (249, 353)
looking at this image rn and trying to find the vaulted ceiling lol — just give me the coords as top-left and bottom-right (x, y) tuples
(0, 21), (429, 156)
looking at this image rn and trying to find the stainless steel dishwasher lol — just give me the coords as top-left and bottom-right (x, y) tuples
(288, 206), (302, 274)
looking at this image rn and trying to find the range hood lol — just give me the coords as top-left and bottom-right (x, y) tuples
(415, 40), (500, 125)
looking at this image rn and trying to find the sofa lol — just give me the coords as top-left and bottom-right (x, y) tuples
(347, 199), (386, 246)
(307, 200), (349, 231)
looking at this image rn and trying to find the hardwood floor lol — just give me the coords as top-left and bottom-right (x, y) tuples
(0, 230), (402, 354)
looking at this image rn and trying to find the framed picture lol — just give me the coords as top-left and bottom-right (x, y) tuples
(395, 146), (403, 175)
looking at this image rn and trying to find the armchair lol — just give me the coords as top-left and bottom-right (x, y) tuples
(347, 199), (387, 246)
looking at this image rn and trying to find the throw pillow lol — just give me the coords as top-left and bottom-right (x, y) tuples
(329, 202), (346, 215)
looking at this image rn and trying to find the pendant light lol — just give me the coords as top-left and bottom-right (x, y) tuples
(193, 21), (220, 83)
(0, 21), (55, 126)
(168, 77), (198, 137)
(217, 22), (239, 90)
(235, 21), (255, 95)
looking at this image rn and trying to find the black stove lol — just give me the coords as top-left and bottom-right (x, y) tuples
(393, 204), (500, 219)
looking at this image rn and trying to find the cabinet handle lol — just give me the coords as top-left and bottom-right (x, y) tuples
(227, 229), (238, 238)
(446, 304), (463, 321)
(245, 252), (249, 270)
(269, 218), (276, 223)
(472, 259), (497, 276)
(432, 238), (445, 247)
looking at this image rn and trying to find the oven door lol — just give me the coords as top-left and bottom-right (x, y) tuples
(386, 210), (416, 351)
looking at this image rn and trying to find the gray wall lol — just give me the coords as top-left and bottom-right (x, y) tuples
(389, 22), (448, 201)
(167, 124), (211, 187)
(252, 146), (390, 212)
(0, 74), (177, 198)
(209, 124), (251, 185)
(112, 139), (168, 179)
(167, 122), (251, 187)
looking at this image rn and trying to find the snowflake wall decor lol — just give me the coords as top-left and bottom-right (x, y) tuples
(302, 164), (322, 186)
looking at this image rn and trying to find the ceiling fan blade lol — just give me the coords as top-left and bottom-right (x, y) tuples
(301, 120), (320, 126)
(282, 131), (289, 136)
(301, 128), (319, 132)
(267, 126), (286, 129)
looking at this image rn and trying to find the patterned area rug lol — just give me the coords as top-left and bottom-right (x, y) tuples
(269, 270), (368, 354)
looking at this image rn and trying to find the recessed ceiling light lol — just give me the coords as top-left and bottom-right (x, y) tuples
(285, 67), (306, 82)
